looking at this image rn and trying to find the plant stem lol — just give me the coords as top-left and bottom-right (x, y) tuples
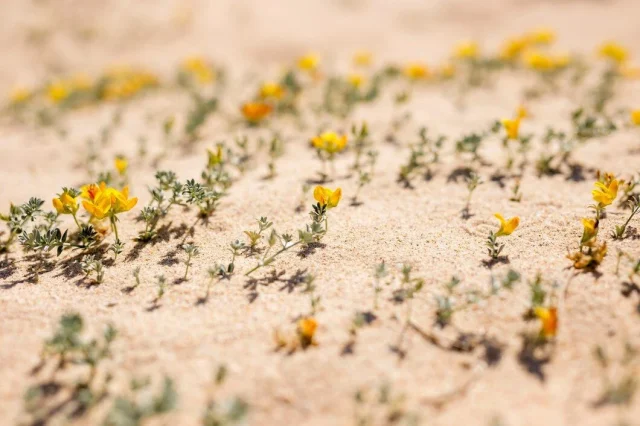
(245, 241), (302, 276)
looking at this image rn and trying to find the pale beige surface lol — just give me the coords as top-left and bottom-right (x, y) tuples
(1, 0), (640, 425)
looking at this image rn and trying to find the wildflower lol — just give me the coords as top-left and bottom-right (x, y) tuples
(297, 317), (317, 346)
(592, 178), (619, 207)
(47, 81), (69, 104)
(598, 41), (628, 64)
(631, 109), (640, 126)
(501, 117), (521, 140)
(82, 184), (137, 229)
(528, 28), (556, 45)
(259, 82), (285, 100)
(207, 145), (223, 167)
(9, 87), (30, 105)
(500, 36), (529, 61)
(314, 186), (342, 208)
(114, 156), (128, 175)
(454, 41), (479, 59)
(494, 213), (519, 236)
(353, 51), (372, 67)
(297, 53), (320, 71)
(581, 218), (598, 246)
(403, 62), (430, 80)
(534, 306), (558, 338)
(525, 51), (555, 71)
(52, 189), (80, 216)
(182, 56), (215, 83)
(517, 105), (529, 119)
(347, 73), (364, 88)
(241, 102), (272, 124)
(311, 131), (348, 154)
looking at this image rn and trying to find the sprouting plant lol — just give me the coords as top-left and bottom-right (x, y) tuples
(398, 127), (445, 186)
(510, 178), (523, 202)
(104, 376), (177, 426)
(352, 171), (371, 205)
(353, 382), (419, 426)
(486, 213), (520, 259)
(182, 244), (200, 280)
(372, 261), (389, 310)
(266, 136), (284, 179)
(350, 122), (371, 172)
(245, 186), (342, 276)
(185, 94), (218, 140)
(132, 267), (141, 289)
(612, 195), (640, 239)
(463, 172), (482, 215)
(244, 217), (273, 251)
(80, 254), (105, 284)
(592, 343), (638, 408)
(455, 132), (484, 164)
(137, 170), (186, 242)
(0, 197), (45, 252)
(302, 274), (322, 315)
(201, 365), (249, 426)
(435, 270), (520, 327)
(24, 313), (117, 424)
(183, 179), (222, 218)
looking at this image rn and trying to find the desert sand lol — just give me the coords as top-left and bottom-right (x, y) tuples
(1, 0), (640, 425)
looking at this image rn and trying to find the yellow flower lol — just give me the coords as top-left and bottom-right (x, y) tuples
(314, 186), (342, 208)
(631, 109), (640, 126)
(454, 41), (479, 59)
(110, 186), (138, 214)
(297, 317), (317, 343)
(9, 87), (31, 105)
(297, 53), (320, 71)
(47, 81), (69, 104)
(52, 190), (79, 215)
(403, 62), (430, 80)
(81, 182), (107, 201)
(182, 56), (215, 84)
(494, 213), (519, 237)
(259, 82), (285, 100)
(207, 145), (223, 167)
(311, 131), (348, 154)
(500, 36), (529, 61)
(501, 117), (521, 140)
(517, 105), (529, 119)
(528, 28), (556, 45)
(82, 184), (137, 219)
(347, 73), (364, 88)
(598, 41), (628, 64)
(592, 178), (618, 207)
(114, 156), (128, 175)
(534, 307), (558, 338)
(525, 50), (555, 71)
(241, 102), (272, 123)
(581, 218), (598, 246)
(353, 51), (372, 67)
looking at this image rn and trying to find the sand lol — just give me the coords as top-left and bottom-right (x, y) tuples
(1, 0), (640, 425)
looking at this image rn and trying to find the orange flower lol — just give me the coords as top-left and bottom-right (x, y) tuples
(241, 102), (272, 123)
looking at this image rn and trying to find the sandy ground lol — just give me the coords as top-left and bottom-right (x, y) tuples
(1, 0), (640, 425)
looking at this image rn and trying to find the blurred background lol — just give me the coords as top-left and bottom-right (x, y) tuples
(2, 0), (640, 94)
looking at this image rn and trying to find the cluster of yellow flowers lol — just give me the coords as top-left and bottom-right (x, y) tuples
(181, 56), (216, 84)
(53, 182), (137, 242)
(101, 66), (159, 101)
(533, 306), (558, 339)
